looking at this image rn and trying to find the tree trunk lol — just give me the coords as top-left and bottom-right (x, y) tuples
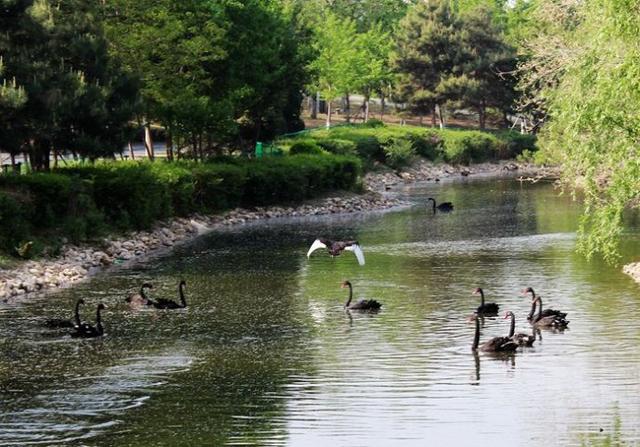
(432, 107), (437, 128)
(436, 104), (445, 129)
(144, 123), (155, 160)
(380, 95), (386, 120)
(479, 100), (486, 129)
(364, 95), (370, 122)
(30, 140), (51, 171)
(128, 141), (135, 160)
(326, 100), (332, 128)
(10, 153), (15, 168)
(310, 94), (317, 119)
(166, 133), (174, 161)
(345, 94), (351, 123)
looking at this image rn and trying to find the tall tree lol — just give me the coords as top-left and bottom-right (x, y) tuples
(309, 12), (360, 127)
(393, 0), (462, 127)
(0, 0), (137, 170)
(455, 6), (517, 128)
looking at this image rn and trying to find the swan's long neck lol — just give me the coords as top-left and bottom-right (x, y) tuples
(479, 289), (485, 307)
(429, 198), (436, 213)
(74, 300), (82, 327)
(472, 316), (480, 351)
(536, 298), (543, 321)
(96, 307), (103, 335)
(529, 288), (536, 299)
(140, 286), (148, 300)
(179, 283), (186, 307)
(508, 314), (515, 338)
(527, 299), (536, 320)
(345, 284), (353, 307)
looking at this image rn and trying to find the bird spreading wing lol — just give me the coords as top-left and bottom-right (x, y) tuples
(306, 239), (327, 258)
(345, 243), (365, 266)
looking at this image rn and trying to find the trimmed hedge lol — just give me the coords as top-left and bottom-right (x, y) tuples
(0, 154), (361, 255)
(289, 140), (325, 156)
(279, 124), (537, 167)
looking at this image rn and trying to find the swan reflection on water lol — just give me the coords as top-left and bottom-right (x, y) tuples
(471, 349), (517, 385)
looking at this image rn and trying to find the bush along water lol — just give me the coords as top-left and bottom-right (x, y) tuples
(277, 123), (537, 168)
(0, 154), (361, 257)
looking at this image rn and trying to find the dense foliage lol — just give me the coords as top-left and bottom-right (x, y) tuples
(0, 0), (138, 171)
(393, 0), (517, 129)
(278, 124), (535, 168)
(518, 0), (640, 262)
(0, 154), (361, 254)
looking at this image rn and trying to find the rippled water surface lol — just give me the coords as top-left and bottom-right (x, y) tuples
(2, 177), (640, 446)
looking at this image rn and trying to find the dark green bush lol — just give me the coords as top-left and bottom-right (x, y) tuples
(315, 138), (357, 156)
(363, 118), (385, 128)
(410, 130), (444, 160)
(442, 131), (499, 165)
(0, 153), (362, 257)
(0, 191), (33, 252)
(192, 163), (246, 212)
(383, 138), (416, 169)
(150, 162), (195, 216)
(0, 173), (72, 228)
(289, 140), (325, 156)
(496, 131), (537, 159)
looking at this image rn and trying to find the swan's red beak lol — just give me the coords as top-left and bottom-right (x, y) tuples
(503, 313), (509, 319)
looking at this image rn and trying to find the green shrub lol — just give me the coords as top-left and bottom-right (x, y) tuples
(363, 118), (385, 128)
(192, 163), (246, 212)
(0, 173), (72, 228)
(289, 140), (325, 156)
(383, 138), (416, 169)
(496, 131), (537, 159)
(0, 191), (33, 252)
(411, 130), (444, 160)
(315, 138), (357, 155)
(149, 162), (195, 216)
(442, 131), (499, 165)
(0, 152), (361, 257)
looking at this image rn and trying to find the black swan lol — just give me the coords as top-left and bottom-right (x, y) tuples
(43, 299), (87, 329)
(530, 297), (569, 328)
(427, 197), (454, 213)
(307, 238), (365, 266)
(341, 281), (381, 311)
(522, 287), (567, 321)
(471, 314), (518, 352)
(71, 303), (106, 338)
(473, 288), (499, 314)
(126, 282), (153, 305)
(504, 311), (535, 347)
(150, 280), (187, 309)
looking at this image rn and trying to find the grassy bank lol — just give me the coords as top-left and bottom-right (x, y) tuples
(0, 154), (361, 257)
(277, 122), (537, 169)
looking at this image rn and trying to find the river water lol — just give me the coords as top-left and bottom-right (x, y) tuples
(1, 176), (639, 446)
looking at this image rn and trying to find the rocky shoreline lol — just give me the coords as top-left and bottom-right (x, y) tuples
(0, 160), (553, 300)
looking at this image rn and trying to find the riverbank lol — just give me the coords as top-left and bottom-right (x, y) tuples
(0, 159), (553, 300)
(623, 262), (640, 285)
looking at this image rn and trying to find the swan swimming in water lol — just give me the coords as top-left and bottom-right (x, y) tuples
(341, 281), (381, 311)
(70, 304), (106, 338)
(149, 280), (188, 309)
(427, 197), (454, 214)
